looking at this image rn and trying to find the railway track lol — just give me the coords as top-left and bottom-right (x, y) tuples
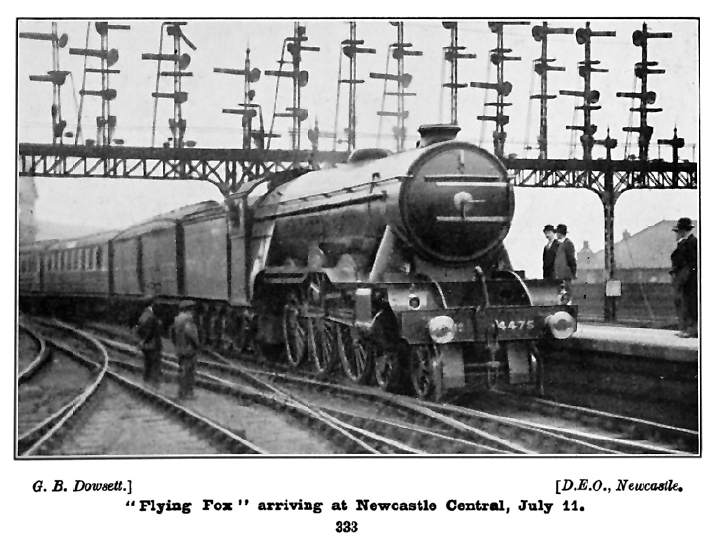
(99, 335), (423, 454)
(455, 390), (698, 454)
(19, 320), (262, 457)
(81, 322), (473, 454)
(204, 352), (694, 455)
(39, 317), (696, 455)
(17, 320), (51, 383)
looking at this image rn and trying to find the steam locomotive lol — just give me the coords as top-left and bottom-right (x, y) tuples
(19, 125), (577, 400)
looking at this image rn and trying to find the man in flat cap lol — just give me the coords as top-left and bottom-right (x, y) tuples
(670, 218), (698, 337)
(542, 224), (559, 280)
(171, 301), (201, 399)
(135, 294), (163, 386)
(553, 224), (577, 301)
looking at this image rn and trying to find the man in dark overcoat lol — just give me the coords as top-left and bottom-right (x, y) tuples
(670, 218), (698, 337)
(136, 295), (163, 385)
(542, 224), (560, 279)
(171, 301), (201, 399)
(553, 224), (577, 301)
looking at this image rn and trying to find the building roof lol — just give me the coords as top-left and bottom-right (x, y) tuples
(582, 220), (693, 270)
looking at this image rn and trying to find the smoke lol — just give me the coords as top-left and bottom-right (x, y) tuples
(18, 174), (38, 245)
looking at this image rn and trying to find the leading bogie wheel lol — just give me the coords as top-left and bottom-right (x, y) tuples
(337, 324), (373, 384)
(409, 345), (438, 400)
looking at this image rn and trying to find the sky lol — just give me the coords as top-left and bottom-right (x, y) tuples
(16, 18), (699, 277)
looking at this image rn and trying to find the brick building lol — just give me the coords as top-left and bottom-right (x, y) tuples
(576, 220), (682, 284)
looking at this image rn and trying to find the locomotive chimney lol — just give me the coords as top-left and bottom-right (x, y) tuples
(417, 124), (461, 147)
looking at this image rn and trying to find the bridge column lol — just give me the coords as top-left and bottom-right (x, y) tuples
(598, 134), (619, 322)
(602, 189), (617, 322)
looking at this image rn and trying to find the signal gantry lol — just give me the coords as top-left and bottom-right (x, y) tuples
(371, 21), (422, 152)
(142, 21), (196, 149)
(266, 23), (319, 152)
(560, 22), (615, 160)
(214, 48), (263, 150)
(20, 23), (70, 145)
(617, 22), (672, 162)
(339, 22), (376, 151)
(70, 21), (130, 147)
(531, 21), (574, 159)
(441, 21), (476, 126)
(474, 20), (528, 158)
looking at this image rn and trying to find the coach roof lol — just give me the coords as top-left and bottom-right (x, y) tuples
(113, 201), (222, 240)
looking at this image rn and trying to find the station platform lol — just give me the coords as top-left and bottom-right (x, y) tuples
(563, 323), (698, 363)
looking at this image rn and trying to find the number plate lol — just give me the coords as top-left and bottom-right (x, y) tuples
(495, 319), (535, 331)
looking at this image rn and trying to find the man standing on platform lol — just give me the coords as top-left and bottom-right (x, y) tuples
(542, 224), (560, 280)
(553, 224), (577, 300)
(670, 217), (698, 338)
(135, 295), (162, 386)
(171, 301), (201, 399)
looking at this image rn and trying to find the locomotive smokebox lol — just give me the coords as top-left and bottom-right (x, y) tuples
(418, 124), (461, 147)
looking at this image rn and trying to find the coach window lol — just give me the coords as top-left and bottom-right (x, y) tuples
(96, 247), (104, 271)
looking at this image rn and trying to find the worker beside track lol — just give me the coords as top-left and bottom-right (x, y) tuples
(171, 301), (201, 400)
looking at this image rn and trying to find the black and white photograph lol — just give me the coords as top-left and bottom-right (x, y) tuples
(8, 10), (711, 546)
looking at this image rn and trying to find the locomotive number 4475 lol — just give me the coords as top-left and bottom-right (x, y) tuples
(496, 320), (535, 331)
